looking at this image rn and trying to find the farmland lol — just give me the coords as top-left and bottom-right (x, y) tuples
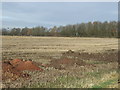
(1, 36), (119, 88)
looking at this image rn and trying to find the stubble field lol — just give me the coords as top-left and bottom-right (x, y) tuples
(1, 36), (119, 88)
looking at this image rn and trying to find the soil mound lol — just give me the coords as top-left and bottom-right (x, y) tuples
(46, 58), (85, 70)
(15, 60), (43, 71)
(10, 59), (23, 66)
(62, 49), (118, 62)
(2, 59), (43, 81)
(46, 49), (118, 70)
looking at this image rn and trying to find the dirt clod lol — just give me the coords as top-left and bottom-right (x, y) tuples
(2, 59), (43, 81)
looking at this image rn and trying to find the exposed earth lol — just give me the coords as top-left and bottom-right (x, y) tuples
(2, 59), (43, 81)
(1, 49), (118, 88)
(1, 36), (118, 88)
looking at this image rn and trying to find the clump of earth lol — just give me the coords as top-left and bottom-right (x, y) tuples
(2, 59), (43, 81)
(1, 49), (118, 82)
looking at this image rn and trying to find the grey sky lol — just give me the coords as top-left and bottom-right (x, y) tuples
(2, 2), (118, 28)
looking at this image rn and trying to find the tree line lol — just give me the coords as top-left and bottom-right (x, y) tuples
(2, 21), (118, 37)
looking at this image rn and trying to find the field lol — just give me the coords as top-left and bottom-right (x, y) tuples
(1, 36), (119, 88)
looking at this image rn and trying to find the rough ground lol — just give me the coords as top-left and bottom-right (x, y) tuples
(1, 36), (119, 88)
(2, 59), (43, 81)
(45, 49), (118, 70)
(1, 50), (119, 88)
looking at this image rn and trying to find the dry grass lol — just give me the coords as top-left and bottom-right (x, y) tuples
(2, 36), (118, 62)
(1, 36), (119, 88)
(2, 36), (118, 52)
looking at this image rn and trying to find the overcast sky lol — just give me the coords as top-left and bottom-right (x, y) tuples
(2, 2), (118, 28)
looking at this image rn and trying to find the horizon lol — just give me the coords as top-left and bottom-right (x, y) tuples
(2, 20), (117, 30)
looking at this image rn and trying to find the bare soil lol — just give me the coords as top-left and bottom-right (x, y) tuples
(2, 59), (43, 81)
(1, 36), (118, 88)
(45, 49), (118, 69)
(2, 49), (118, 82)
